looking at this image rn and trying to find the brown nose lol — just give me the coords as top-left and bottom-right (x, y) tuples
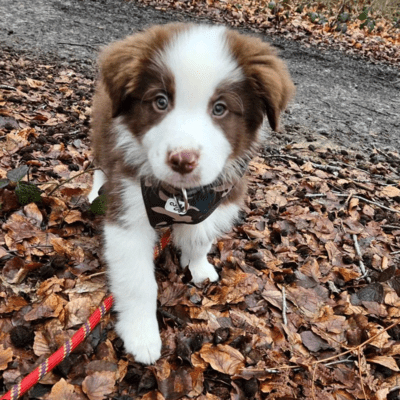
(167, 150), (199, 175)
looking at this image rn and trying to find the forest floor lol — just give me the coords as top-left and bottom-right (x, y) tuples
(0, 1), (400, 399)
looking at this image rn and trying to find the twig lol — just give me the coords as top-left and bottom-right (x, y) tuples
(382, 225), (400, 230)
(282, 286), (287, 326)
(391, 250), (400, 255)
(263, 154), (299, 161)
(345, 194), (400, 215)
(305, 194), (327, 198)
(389, 386), (400, 393)
(358, 349), (367, 399)
(328, 192), (400, 215)
(47, 167), (96, 196)
(85, 271), (107, 279)
(352, 102), (392, 116)
(0, 85), (17, 91)
(57, 42), (98, 51)
(306, 192), (400, 216)
(353, 234), (368, 280)
(313, 320), (399, 366)
(324, 358), (354, 367)
(311, 163), (341, 172)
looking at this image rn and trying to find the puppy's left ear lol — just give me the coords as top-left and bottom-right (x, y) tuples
(228, 32), (295, 132)
(253, 53), (295, 132)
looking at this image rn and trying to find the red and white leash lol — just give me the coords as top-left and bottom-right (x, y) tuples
(1, 230), (171, 400)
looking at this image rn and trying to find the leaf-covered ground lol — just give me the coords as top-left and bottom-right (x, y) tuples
(1, 37), (400, 400)
(133, 0), (400, 65)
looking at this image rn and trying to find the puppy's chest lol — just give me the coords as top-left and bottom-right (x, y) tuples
(141, 177), (235, 229)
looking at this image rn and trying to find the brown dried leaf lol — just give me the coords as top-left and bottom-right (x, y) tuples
(82, 371), (116, 400)
(33, 331), (51, 357)
(141, 392), (166, 400)
(0, 246), (8, 259)
(368, 356), (400, 371)
(159, 282), (188, 307)
(199, 343), (245, 375)
(0, 345), (13, 370)
(3, 213), (39, 241)
(24, 293), (66, 321)
(157, 366), (193, 400)
(300, 330), (331, 352)
(51, 237), (85, 262)
(23, 202), (43, 225)
(2, 256), (26, 284)
(380, 186), (400, 198)
(48, 378), (75, 400)
(26, 78), (45, 88)
(0, 296), (28, 313)
(63, 209), (83, 224)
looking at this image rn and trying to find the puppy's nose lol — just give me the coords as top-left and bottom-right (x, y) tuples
(168, 150), (199, 175)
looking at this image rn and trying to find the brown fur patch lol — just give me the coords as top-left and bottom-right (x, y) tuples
(226, 30), (295, 132)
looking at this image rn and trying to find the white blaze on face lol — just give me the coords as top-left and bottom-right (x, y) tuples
(142, 25), (243, 188)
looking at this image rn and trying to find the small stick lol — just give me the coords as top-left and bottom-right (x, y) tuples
(311, 163), (341, 172)
(382, 225), (400, 230)
(305, 193), (327, 198)
(282, 286), (287, 326)
(57, 42), (98, 50)
(352, 234), (368, 279)
(0, 85), (17, 91)
(391, 250), (400, 255)
(326, 192), (400, 215)
(324, 358), (354, 367)
(263, 154), (299, 161)
(47, 167), (96, 196)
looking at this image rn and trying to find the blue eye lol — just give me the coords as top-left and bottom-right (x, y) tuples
(213, 102), (226, 116)
(155, 95), (168, 110)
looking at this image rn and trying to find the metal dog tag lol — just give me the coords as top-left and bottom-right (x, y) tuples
(165, 197), (187, 215)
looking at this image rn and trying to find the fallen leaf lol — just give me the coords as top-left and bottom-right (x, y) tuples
(0, 345), (13, 370)
(82, 371), (116, 400)
(380, 186), (400, 198)
(48, 378), (76, 400)
(199, 343), (245, 375)
(368, 356), (400, 371)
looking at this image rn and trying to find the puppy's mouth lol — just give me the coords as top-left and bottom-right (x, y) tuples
(161, 172), (208, 190)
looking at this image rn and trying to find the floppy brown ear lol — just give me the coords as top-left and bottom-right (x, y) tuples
(227, 32), (295, 131)
(98, 36), (143, 117)
(98, 24), (187, 117)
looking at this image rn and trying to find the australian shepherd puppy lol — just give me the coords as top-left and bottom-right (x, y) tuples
(89, 23), (294, 364)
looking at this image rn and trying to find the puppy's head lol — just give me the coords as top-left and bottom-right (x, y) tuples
(99, 23), (294, 189)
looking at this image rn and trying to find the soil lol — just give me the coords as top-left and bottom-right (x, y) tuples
(1, 0), (399, 153)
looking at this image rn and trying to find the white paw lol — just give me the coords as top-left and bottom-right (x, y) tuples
(188, 259), (219, 284)
(116, 315), (161, 364)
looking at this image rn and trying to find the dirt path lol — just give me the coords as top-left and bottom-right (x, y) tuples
(1, 0), (400, 152)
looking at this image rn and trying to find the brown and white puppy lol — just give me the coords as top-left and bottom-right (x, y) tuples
(89, 23), (294, 364)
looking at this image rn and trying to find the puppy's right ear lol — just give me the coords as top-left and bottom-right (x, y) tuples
(98, 36), (143, 118)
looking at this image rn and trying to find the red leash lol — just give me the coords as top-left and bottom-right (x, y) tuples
(1, 230), (171, 400)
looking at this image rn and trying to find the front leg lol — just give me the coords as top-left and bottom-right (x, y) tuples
(103, 181), (160, 364)
(172, 203), (240, 284)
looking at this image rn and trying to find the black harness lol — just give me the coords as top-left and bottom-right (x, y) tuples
(141, 177), (236, 229)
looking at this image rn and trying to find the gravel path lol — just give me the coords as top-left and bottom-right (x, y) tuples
(1, 0), (399, 152)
